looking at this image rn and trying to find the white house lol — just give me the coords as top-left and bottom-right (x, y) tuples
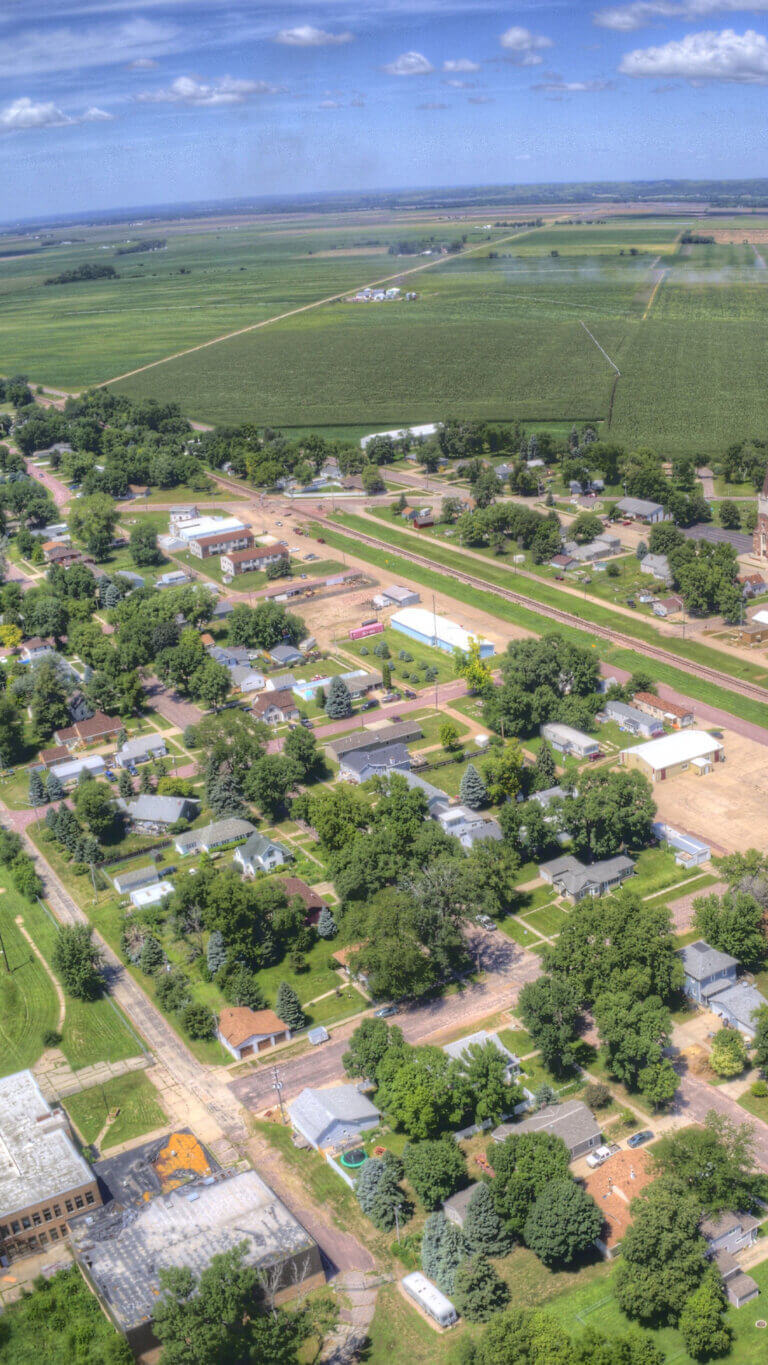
(234, 832), (288, 875)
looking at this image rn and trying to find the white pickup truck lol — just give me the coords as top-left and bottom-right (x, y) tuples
(586, 1143), (620, 1169)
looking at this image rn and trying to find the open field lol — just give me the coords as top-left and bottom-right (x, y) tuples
(64, 1071), (166, 1148)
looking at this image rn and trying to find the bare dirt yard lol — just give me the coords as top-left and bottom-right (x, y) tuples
(652, 727), (768, 853)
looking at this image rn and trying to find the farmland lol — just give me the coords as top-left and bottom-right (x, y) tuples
(3, 210), (768, 455)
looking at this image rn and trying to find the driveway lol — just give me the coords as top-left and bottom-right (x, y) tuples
(231, 932), (542, 1112)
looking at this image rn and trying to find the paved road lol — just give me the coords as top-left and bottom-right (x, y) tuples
(143, 677), (203, 729)
(23, 456), (72, 510)
(231, 928), (542, 1112)
(673, 1069), (768, 1173)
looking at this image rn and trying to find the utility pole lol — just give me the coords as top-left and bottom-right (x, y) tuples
(394, 1202), (401, 1243)
(271, 1065), (286, 1123)
(0, 924), (9, 973)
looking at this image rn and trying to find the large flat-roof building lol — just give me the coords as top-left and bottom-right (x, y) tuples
(620, 730), (724, 782)
(71, 1169), (323, 1356)
(390, 606), (494, 658)
(0, 1071), (101, 1262)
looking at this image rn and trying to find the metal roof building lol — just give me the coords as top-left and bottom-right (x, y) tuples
(390, 606), (494, 658)
(288, 1085), (380, 1151)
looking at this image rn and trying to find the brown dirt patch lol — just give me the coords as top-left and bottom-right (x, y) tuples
(651, 727), (768, 853)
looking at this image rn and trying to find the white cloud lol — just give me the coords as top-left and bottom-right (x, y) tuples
(620, 27), (768, 81)
(383, 51), (434, 75)
(0, 96), (114, 132)
(138, 74), (280, 105)
(533, 76), (614, 91)
(275, 25), (353, 46)
(499, 25), (553, 65)
(318, 99), (341, 108)
(0, 17), (180, 78)
(127, 57), (158, 70)
(445, 78), (477, 87)
(443, 58), (480, 71)
(594, 0), (768, 32)
(468, 94), (494, 102)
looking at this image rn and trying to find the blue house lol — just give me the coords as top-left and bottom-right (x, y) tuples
(679, 940), (738, 1004)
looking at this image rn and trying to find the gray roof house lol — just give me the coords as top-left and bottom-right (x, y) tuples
(400, 769), (449, 813)
(288, 1085), (380, 1151)
(118, 794), (196, 831)
(601, 699), (664, 739)
(265, 672), (297, 693)
(709, 982), (768, 1039)
(175, 818), (255, 856)
(640, 552), (673, 585)
(493, 1099), (602, 1161)
(436, 805), (503, 849)
(702, 1211), (760, 1307)
(540, 722), (600, 759)
(530, 784), (571, 810)
(442, 1030), (519, 1083)
(678, 940), (739, 1005)
(269, 644), (303, 666)
(234, 832), (289, 876)
(328, 720), (422, 762)
(115, 734), (168, 767)
(229, 665), (266, 694)
(539, 854), (635, 903)
(339, 742), (412, 784)
(111, 865), (160, 896)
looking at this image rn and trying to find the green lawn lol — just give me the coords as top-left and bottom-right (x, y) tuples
(345, 626), (458, 686)
(64, 1071), (166, 1148)
(499, 917), (544, 950)
(498, 1027), (536, 1057)
(0, 872), (138, 1075)
(522, 903), (571, 937)
(304, 985), (367, 1028)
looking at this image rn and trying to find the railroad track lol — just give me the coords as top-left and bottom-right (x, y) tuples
(312, 513), (768, 710)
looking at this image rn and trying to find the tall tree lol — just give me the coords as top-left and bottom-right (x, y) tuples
(523, 1178), (603, 1266)
(52, 924), (103, 1001)
(460, 763), (489, 810)
(325, 675), (352, 719)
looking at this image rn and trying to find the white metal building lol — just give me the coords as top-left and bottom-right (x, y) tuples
(620, 730), (724, 782)
(129, 880), (175, 909)
(390, 607), (494, 658)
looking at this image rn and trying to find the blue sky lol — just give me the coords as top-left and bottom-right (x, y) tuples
(4, 0), (768, 219)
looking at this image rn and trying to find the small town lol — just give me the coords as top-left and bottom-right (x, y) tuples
(5, 6), (768, 1364)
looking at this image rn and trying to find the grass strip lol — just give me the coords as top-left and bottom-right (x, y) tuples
(314, 520), (768, 730)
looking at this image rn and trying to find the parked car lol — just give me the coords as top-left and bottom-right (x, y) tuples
(403, 688), (417, 699)
(359, 700), (376, 711)
(627, 1129), (653, 1148)
(374, 1005), (398, 1018)
(476, 915), (497, 931)
(316, 537), (325, 543)
(300, 717), (312, 728)
(586, 1144), (614, 1169)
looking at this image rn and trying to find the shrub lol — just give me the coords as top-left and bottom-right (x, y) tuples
(359, 645), (368, 656)
(751, 1080), (768, 1098)
(182, 1002), (215, 1039)
(583, 1081), (612, 1110)
(43, 1029), (62, 1048)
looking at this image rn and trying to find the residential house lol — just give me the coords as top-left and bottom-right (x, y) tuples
(640, 553), (673, 585)
(264, 672), (297, 694)
(115, 734), (167, 768)
(42, 539), (68, 563)
(530, 784), (571, 810)
(539, 853), (635, 903)
(20, 637), (55, 663)
(220, 543), (289, 576)
(339, 742), (412, 784)
(54, 711), (123, 750)
(620, 730), (724, 781)
(288, 1085), (380, 1151)
(0, 1070), (101, 1263)
(709, 981), (768, 1038)
(615, 497), (667, 524)
(156, 570), (191, 589)
(550, 553), (578, 572)
(279, 876), (328, 927)
(540, 722), (600, 759)
(217, 1007), (290, 1060)
(702, 1212), (760, 1307)
(251, 689), (299, 724)
(269, 643), (303, 667)
(679, 940), (738, 1003)
(493, 1100), (602, 1161)
(600, 699), (664, 738)
(174, 818), (255, 856)
(208, 644), (253, 668)
(442, 1030), (519, 1083)
(211, 598), (236, 621)
(189, 528), (254, 560)
(632, 692), (694, 729)
(436, 805), (503, 849)
(39, 745), (70, 766)
(119, 794), (196, 833)
(400, 769), (448, 813)
(739, 573), (766, 598)
(327, 721), (423, 762)
(229, 665), (267, 695)
(234, 832), (289, 876)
